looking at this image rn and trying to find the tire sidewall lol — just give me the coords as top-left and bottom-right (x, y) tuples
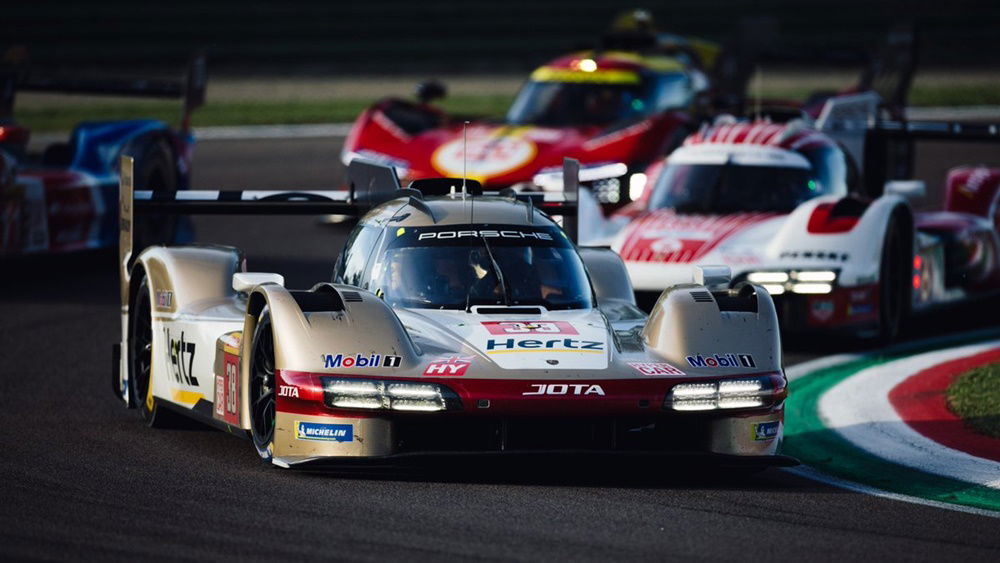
(878, 214), (910, 342)
(249, 308), (275, 463)
(128, 275), (159, 425)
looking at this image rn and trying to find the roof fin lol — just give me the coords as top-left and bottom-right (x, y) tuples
(407, 196), (437, 223)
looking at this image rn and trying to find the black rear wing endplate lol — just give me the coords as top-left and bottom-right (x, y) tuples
(862, 120), (1000, 196)
(1, 50), (207, 130)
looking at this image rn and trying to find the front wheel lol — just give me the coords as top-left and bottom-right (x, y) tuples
(877, 215), (910, 343)
(249, 308), (277, 462)
(128, 274), (181, 427)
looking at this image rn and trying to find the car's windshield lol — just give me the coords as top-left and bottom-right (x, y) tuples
(373, 225), (593, 310)
(648, 145), (847, 213)
(506, 71), (691, 127)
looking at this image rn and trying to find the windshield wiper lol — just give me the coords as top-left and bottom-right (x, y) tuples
(479, 237), (512, 307)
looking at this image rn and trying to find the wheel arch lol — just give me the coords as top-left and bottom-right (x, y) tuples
(237, 283), (421, 444)
(121, 246), (242, 404)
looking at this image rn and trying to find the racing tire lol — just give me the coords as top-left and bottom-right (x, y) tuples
(249, 308), (277, 463)
(876, 214), (910, 343)
(129, 137), (180, 251)
(128, 274), (183, 428)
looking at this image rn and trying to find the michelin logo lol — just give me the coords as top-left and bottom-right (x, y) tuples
(324, 353), (402, 369)
(297, 422), (353, 442)
(753, 421), (780, 441)
(686, 353), (755, 369)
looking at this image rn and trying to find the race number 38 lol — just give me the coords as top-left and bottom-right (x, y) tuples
(482, 321), (578, 335)
(215, 353), (240, 425)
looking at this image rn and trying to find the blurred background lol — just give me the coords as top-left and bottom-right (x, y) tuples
(8, 0), (1000, 132)
(9, 0), (1000, 71)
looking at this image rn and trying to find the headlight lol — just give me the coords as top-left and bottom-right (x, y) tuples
(790, 282), (833, 294)
(746, 270), (837, 295)
(747, 272), (789, 284)
(792, 270), (836, 282)
(321, 377), (462, 412)
(665, 376), (778, 411)
(628, 173), (647, 201)
(532, 162), (628, 191)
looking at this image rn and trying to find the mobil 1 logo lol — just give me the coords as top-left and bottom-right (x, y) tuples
(685, 353), (755, 369)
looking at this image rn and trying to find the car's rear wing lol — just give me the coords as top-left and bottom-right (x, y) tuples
(745, 22), (916, 121)
(118, 157), (579, 308)
(1, 51), (207, 133)
(861, 120), (1000, 197)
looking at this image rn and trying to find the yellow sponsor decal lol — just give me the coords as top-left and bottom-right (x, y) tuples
(530, 66), (641, 84)
(146, 373), (154, 411)
(171, 390), (205, 405)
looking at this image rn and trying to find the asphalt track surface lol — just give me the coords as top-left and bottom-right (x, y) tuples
(2, 136), (999, 561)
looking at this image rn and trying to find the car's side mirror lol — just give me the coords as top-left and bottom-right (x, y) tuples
(693, 265), (731, 288)
(232, 272), (284, 293)
(884, 180), (925, 200)
(415, 80), (447, 104)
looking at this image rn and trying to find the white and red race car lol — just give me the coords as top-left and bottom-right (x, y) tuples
(584, 96), (1000, 340)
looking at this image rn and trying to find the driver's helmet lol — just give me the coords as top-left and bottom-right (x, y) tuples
(390, 248), (466, 304)
(583, 87), (623, 123)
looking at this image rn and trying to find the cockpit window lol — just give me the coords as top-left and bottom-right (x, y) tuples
(506, 71), (692, 127)
(649, 145), (849, 213)
(370, 225), (593, 310)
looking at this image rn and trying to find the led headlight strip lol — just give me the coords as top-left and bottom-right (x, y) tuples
(746, 270), (838, 295)
(665, 376), (780, 411)
(321, 377), (462, 412)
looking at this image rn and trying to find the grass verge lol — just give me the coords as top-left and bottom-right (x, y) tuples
(15, 82), (1000, 134)
(17, 95), (516, 134)
(947, 362), (1000, 439)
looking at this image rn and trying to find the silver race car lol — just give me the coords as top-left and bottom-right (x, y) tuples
(112, 157), (794, 469)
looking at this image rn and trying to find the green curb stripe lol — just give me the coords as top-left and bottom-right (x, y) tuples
(784, 337), (1000, 513)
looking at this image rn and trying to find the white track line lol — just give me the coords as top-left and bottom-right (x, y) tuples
(195, 123), (353, 140)
(784, 466), (1000, 519)
(785, 352), (862, 382)
(818, 340), (1000, 488)
(27, 106), (999, 147)
(907, 106), (1000, 120)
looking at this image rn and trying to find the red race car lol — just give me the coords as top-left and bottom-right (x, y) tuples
(342, 11), (763, 207)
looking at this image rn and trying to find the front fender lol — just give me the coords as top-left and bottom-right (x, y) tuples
(643, 283), (782, 374)
(242, 284), (421, 462)
(243, 284), (420, 375)
(768, 195), (913, 285)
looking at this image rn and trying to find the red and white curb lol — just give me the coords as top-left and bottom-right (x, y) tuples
(817, 339), (1000, 489)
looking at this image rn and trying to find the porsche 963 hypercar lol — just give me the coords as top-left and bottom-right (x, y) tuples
(586, 92), (1000, 342)
(112, 158), (794, 469)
